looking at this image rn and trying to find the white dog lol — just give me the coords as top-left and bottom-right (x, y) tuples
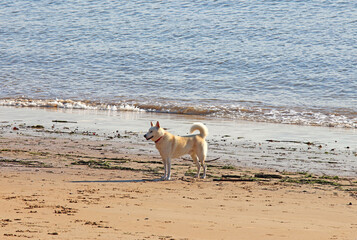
(144, 121), (208, 180)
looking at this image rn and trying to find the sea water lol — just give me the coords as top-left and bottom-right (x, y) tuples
(0, 0), (356, 128)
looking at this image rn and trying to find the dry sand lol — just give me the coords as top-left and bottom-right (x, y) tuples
(0, 125), (356, 240)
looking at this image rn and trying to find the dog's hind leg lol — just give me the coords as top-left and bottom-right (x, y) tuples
(197, 152), (207, 179)
(191, 154), (201, 178)
(201, 158), (207, 179)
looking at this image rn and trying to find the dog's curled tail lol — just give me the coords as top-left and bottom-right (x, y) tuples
(190, 123), (208, 139)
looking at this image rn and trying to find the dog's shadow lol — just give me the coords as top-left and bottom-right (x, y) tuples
(70, 178), (163, 183)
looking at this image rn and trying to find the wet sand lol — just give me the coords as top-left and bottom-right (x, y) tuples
(1, 106), (356, 176)
(0, 112), (356, 239)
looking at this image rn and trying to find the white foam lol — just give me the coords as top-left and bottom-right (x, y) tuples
(0, 98), (356, 128)
(0, 98), (144, 113)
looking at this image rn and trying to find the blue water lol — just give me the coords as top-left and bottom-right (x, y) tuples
(0, 0), (356, 127)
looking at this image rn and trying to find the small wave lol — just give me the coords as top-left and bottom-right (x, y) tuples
(0, 98), (356, 129)
(0, 98), (143, 112)
(135, 103), (219, 115)
(224, 107), (357, 129)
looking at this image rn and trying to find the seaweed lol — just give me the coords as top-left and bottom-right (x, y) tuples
(281, 177), (341, 186)
(70, 159), (162, 174)
(0, 158), (52, 168)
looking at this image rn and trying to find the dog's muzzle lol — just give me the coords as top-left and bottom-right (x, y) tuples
(144, 134), (153, 140)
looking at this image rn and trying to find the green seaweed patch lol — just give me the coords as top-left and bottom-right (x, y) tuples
(29, 151), (50, 156)
(0, 159), (52, 168)
(71, 160), (112, 169)
(71, 160), (161, 174)
(281, 177), (340, 186)
(221, 165), (236, 170)
(0, 149), (28, 153)
(57, 153), (129, 163)
(184, 168), (196, 177)
(319, 175), (339, 180)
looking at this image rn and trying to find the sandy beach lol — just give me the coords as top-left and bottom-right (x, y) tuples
(2, 0), (356, 238)
(0, 108), (356, 240)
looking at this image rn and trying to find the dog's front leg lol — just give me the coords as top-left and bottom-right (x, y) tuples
(166, 158), (171, 180)
(161, 158), (167, 180)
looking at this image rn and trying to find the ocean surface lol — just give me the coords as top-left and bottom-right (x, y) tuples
(1, 0), (356, 128)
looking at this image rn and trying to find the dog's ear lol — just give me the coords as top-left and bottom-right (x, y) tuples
(150, 122), (154, 127)
(156, 121), (160, 128)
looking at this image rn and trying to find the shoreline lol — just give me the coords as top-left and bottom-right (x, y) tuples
(1, 106), (356, 176)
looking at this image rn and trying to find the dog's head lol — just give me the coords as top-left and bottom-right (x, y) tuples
(144, 121), (163, 141)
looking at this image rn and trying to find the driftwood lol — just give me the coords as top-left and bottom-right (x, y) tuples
(213, 174), (254, 182)
(213, 173), (284, 182)
(52, 120), (78, 123)
(221, 175), (242, 179)
(181, 157), (220, 162)
(213, 178), (254, 182)
(254, 173), (283, 179)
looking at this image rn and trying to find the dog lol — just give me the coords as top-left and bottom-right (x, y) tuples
(144, 121), (208, 180)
